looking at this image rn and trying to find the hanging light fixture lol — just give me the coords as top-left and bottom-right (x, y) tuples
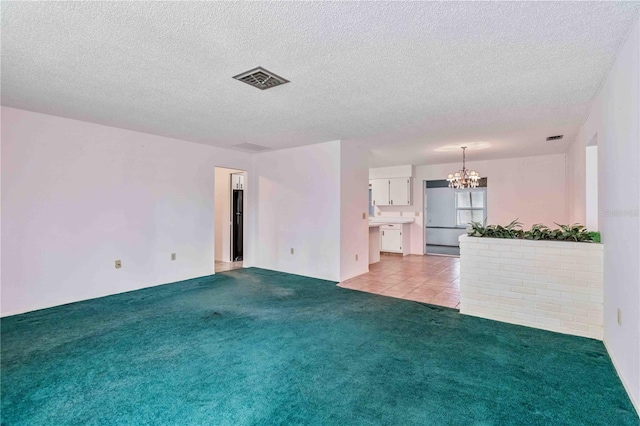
(446, 146), (480, 188)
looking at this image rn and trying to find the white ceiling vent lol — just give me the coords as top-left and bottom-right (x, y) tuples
(230, 143), (272, 152)
(233, 67), (289, 90)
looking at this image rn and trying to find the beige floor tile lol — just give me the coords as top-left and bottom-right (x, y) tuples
(338, 255), (460, 310)
(431, 294), (459, 304)
(417, 282), (448, 292)
(433, 299), (458, 309)
(379, 276), (405, 284)
(387, 283), (421, 292)
(361, 283), (393, 292)
(378, 289), (411, 298)
(437, 288), (460, 296)
(403, 277), (429, 285)
(403, 293), (436, 304)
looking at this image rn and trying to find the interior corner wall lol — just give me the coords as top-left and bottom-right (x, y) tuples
(340, 142), (370, 281)
(254, 140), (342, 281)
(384, 154), (568, 255)
(1, 107), (253, 317)
(571, 19), (640, 413)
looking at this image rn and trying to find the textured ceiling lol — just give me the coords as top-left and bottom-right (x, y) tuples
(2, 2), (639, 166)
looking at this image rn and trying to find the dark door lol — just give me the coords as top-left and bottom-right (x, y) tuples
(232, 189), (243, 261)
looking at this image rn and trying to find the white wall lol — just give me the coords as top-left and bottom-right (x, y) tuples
(340, 142), (370, 281)
(567, 19), (640, 412)
(214, 167), (242, 262)
(253, 140), (369, 282)
(376, 154), (569, 255)
(1, 107), (253, 316)
(585, 145), (599, 231)
(0, 108), (3, 313)
(567, 131), (588, 225)
(1, 109), (370, 314)
(254, 141), (342, 281)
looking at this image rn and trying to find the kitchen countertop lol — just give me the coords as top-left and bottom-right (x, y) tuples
(369, 217), (415, 225)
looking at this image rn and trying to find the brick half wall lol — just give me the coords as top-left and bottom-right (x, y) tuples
(459, 235), (604, 339)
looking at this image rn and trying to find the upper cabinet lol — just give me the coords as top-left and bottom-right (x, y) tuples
(369, 165), (414, 206)
(389, 178), (411, 206)
(231, 174), (245, 190)
(371, 177), (411, 206)
(371, 179), (390, 206)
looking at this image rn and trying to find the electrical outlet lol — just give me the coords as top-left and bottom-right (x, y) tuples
(415, 211), (420, 217)
(617, 308), (622, 325)
(362, 212), (366, 219)
(171, 253), (176, 261)
(115, 260), (122, 269)
(290, 248), (294, 255)
(355, 254), (359, 261)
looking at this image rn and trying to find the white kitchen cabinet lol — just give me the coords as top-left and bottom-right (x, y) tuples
(370, 178), (411, 206)
(381, 227), (402, 252)
(379, 223), (411, 255)
(370, 179), (390, 206)
(231, 174), (245, 190)
(389, 177), (411, 206)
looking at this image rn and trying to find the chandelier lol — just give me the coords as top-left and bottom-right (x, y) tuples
(446, 146), (480, 188)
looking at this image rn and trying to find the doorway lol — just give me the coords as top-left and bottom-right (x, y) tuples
(424, 179), (487, 256)
(214, 167), (246, 273)
(231, 181), (244, 262)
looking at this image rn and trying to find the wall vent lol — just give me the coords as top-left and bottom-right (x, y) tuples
(233, 67), (289, 90)
(546, 135), (564, 141)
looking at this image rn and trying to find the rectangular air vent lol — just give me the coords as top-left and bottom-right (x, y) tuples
(546, 135), (564, 141)
(233, 67), (289, 90)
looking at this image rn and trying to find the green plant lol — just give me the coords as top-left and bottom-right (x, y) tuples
(549, 223), (593, 242)
(468, 219), (523, 239)
(523, 223), (552, 240)
(467, 221), (487, 237)
(467, 220), (597, 242)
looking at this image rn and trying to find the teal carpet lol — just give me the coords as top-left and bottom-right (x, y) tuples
(1, 268), (637, 425)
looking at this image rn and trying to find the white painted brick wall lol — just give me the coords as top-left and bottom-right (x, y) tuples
(459, 235), (604, 340)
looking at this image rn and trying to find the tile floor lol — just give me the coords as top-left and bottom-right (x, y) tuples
(338, 254), (460, 309)
(215, 261), (243, 273)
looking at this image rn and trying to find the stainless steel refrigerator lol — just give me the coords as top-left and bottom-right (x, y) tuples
(232, 189), (243, 261)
